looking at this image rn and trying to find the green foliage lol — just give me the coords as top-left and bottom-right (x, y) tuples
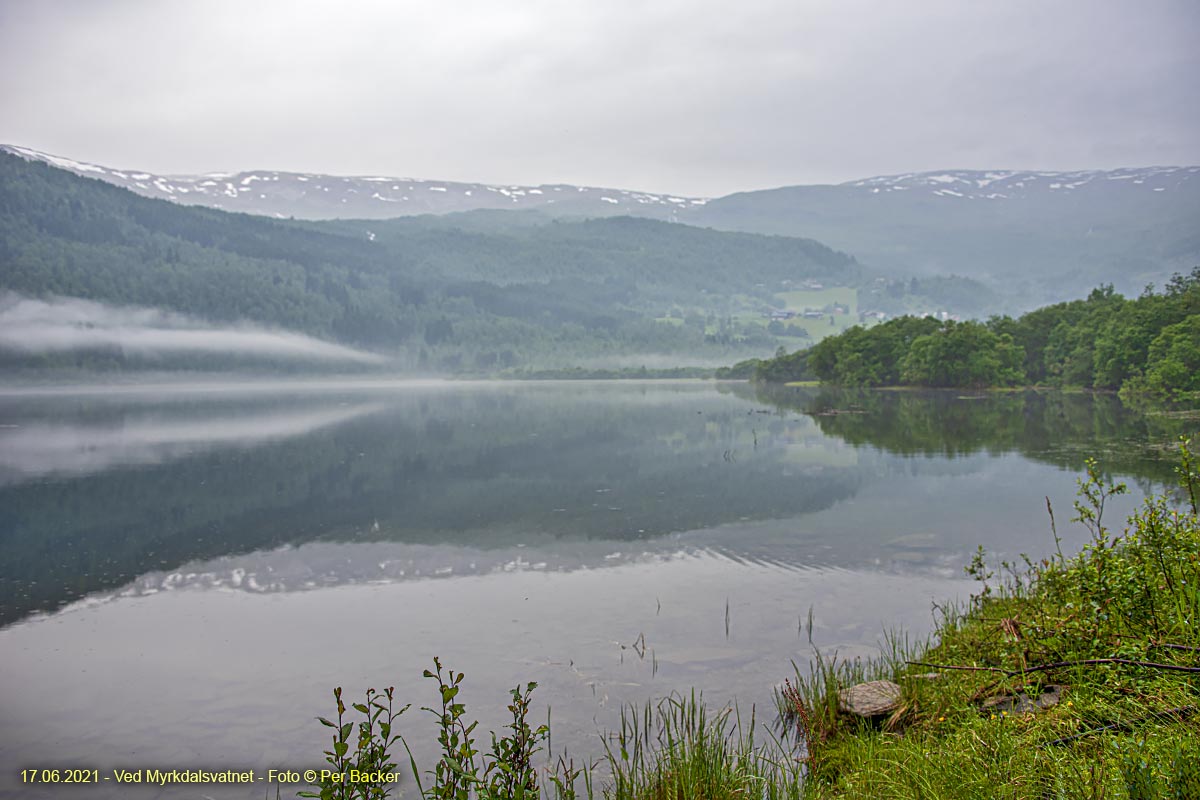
(713, 357), (762, 380)
(308, 659), (573, 800)
(1142, 316), (1200, 397)
(751, 269), (1200, 394)
(416, 659), (555, 800)
(300, 686), (410, 800)
(421, 658), (484, 800)
(601, 693), (805, 800)
(899, 321), (1024, 387)
(311, 673), (807, 800)
(754, 348), (814, 383)
(482, 682), (551, 800)
(805, 315), (940, 386)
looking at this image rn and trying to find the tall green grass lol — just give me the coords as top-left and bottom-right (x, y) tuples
(600, 692), (804, 800)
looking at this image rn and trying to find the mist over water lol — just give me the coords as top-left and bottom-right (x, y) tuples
(0, 293), (386, 363)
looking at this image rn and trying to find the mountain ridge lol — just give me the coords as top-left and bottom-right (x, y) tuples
(0, 144), (708, 221)
(4, 142), (1198, 306)
(5, 143), (1194, 219)
(0, 150), (862, 371)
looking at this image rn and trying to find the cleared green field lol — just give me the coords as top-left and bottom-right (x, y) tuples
(777, 286), (858, 315)
(775, 287), (862, 340)
(680, 286), (877, 349)
(762, 287), (859, 341)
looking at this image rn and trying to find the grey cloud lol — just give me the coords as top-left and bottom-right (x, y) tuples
(0, 0), (1196, 196)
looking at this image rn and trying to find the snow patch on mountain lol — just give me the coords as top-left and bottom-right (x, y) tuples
(0, 144), (711, 221)
(2, 144), (1193, 222)
(845, 167), (1195, 199)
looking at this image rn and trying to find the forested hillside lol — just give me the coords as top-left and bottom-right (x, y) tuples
(691, 168), (1200, 306)
(0, 152), (860, 371)
(11, 146), (1196, 313)
(753, 272), (1200, 395)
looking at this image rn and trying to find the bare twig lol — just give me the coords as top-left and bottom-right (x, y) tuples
(1149, 640), (1200, 654)
(1046, 496), (1064, 564)
(907, 661), (1007, 674)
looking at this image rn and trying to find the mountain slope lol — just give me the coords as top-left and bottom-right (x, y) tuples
(7, 144), (1194, 307)
(0, 144), (704, 221)
(0, 151), (859, 371)
(689, 168), (1200, 303)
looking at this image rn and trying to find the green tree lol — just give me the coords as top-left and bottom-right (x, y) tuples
(1142, 316), (1200, 395)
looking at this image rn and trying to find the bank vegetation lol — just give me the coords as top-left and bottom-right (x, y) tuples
(743, 269), (1200, 397)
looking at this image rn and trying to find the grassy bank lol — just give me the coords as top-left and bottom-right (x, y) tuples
(783, 445), (1200, 799)
(308, 443), (1200, 800)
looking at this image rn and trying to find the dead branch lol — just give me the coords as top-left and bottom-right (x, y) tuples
(1149, 640), (1200, 653)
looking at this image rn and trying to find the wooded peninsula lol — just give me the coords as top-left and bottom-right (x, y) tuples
(738, 270), (1200, 396)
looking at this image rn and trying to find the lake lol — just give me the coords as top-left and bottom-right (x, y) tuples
(0, 379), (1190, 798)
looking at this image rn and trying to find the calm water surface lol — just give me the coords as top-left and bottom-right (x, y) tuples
(0, 380), (1190, 798)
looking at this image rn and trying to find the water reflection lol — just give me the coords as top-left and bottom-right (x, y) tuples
(1, 381), (866, 624)
(3, 382), (1195, 627)
(0, 402), (383, 485)
(754, 385), (1194, 486)
(1, 380), (1195, 799)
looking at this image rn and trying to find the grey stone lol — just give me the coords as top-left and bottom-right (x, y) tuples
(839, 680), (902, 718)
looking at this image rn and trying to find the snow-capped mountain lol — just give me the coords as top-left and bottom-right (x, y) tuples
(0, 144), (707, 220)
(685, 166), (1200, 303)
(4, 143), (1196, 305)
(5, 144), (1194, 221)
(844, 166), (1198, 199)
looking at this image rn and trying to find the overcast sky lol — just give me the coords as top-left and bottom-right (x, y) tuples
(1, 0), (1197, 196)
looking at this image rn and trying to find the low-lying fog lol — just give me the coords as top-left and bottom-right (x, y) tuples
(0, 292), (386, 363)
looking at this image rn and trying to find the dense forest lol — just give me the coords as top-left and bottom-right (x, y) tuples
(750, 270), (1200, 395)
(0, 152), (864, 371)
